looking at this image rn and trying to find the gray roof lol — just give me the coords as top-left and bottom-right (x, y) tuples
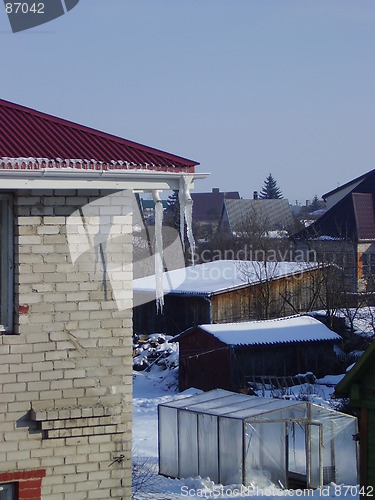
(224, 198), (293, 233)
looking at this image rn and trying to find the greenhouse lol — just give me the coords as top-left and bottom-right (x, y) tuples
(158, 389), (358, 488)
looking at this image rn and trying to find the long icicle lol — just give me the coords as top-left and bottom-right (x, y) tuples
(179, 176), (195, 265)
(152, 190), (164, 312)
(178, 185), (186, 252)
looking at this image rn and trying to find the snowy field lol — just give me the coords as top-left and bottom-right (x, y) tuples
(132, 332), (362, 499)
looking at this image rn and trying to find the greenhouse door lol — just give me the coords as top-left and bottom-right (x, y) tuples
(287, 422), (322, 489)
(307, 423), (323, 489)
(287, 421), (307, 489)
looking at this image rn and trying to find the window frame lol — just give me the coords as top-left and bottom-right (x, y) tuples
(0, 193), (13, 333)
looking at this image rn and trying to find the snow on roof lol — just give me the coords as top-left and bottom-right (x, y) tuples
(198, 315), (341, 346)
(133, 260), (319, 296)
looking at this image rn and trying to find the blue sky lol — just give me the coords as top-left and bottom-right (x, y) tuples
(1, 1), (374, 203)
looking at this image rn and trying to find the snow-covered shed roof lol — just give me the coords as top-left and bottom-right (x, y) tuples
(133, 260), (320, 297)
(194, 315), (341, 346)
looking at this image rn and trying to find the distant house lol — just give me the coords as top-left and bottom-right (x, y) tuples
(139, 197), (168, 224)
(335, 341), (375, 489)
(191, 188), (240, 238)
(219, 197), (294, 237)
(133, 260), (327, 335)
(174, 316), (341, 392)
(294, 169), (375, 293)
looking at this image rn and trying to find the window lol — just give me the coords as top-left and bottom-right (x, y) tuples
(362, 253), (375, 277)
(0, 194), (13, 333)
(0, 483), (15, 500)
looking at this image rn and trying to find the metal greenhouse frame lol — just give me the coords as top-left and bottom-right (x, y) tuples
(158, 389), (358, 488)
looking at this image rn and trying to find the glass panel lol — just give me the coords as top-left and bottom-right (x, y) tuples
(158, 406), (178, 477)
(178, 410), (198, 478)
(162, 389), (230, 410)
(219, 417), (243, 485)
(331, 418), (358, 485)
(245, 423), (270, 487)
(0, 196), (12, 332)
(0, 198), (6, 327)
(245, 421), (286, 487)
(0, 483), (15, 500)
(198, 413), (219, 483)
(310, 403), (358, 485)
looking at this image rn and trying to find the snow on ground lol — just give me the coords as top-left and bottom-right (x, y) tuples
(132, 336), (359, 499)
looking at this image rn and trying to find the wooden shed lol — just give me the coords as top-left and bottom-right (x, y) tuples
(335, 341), (375, 489)
(174, 316), (341, 392)
(133, 260), (328, 336)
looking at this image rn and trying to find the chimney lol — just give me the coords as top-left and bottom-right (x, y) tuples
(253, 191), (258, 200)
(212, 188), (220, 194)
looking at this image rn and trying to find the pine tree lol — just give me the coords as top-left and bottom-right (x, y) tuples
(259, 173), (283, 199)
(310, 194), (323, 212)
(164, 190), (180, 229)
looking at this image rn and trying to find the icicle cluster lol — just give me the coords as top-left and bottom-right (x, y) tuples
(152, 176), (195, 314)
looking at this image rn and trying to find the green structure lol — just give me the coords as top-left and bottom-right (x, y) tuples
(335, 341), (375, 489)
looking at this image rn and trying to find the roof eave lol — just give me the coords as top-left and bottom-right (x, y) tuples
(0, 169), (209, 191)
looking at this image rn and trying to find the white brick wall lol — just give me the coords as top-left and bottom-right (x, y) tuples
(0, 189), (133, 499)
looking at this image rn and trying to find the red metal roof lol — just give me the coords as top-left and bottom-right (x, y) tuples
(0, 99), (198, 173)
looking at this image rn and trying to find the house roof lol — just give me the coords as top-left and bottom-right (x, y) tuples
(294, 170), (375, 242)
(0, 99), (198, 172)
(322, 170), (373, 201)
(191, 189), (240, 223)
(133, 259), (320, 297)
(224, 198), (293, 233)
(195, 315), (341, 346)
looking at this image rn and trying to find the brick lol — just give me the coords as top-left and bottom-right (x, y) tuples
(37, 226), (60, 235)
(18, 235), (43, 245)
(18, 216), (42, 225)
(43, 216), (66, 225)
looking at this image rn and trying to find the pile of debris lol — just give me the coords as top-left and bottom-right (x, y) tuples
(133, 333), (178, 373)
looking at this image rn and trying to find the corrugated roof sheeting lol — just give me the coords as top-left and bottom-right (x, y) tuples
(225, 198), (293, 232)
(200, 315), (341, 346)
(0, 99), (198, 172)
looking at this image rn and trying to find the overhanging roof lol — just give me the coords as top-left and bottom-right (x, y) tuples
(0, 99), (207, 190)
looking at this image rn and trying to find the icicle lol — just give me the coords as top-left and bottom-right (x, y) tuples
(179, 176), (196, 265)
(178, 185), (186, 252)
(152, 190), (164, 312)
